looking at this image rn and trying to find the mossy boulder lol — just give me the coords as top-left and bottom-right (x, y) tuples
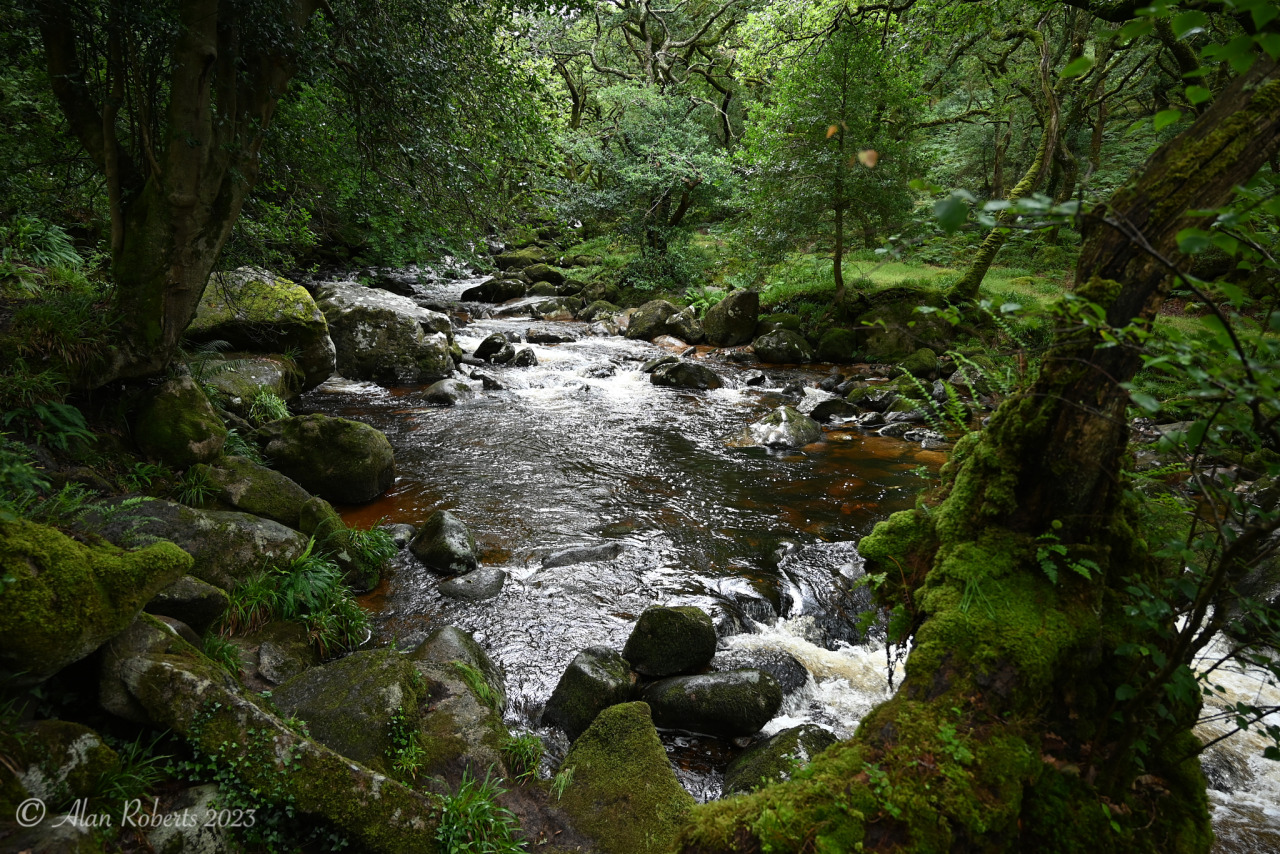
(0, 720), (119, 814)
(626, 300), (704, 344)
(542, 646), (636, 740)
(99, 613), (202, 723)
(193, 455), (313, 528)
(752, 329), (815, 364)
(580, 281), (622, 305)
(739, 406), (822, 449)
(651, 360), (724, 391)
(144, 575), (229, 636)
(642, 669), (783, 737)
(438, 568), (506, 601)
(623, 605), (716, 677)
(315, 280), (454, 384)
(421, 379), (476, 406)
(896, 347), (940, 379)
(756, 313), (803, 334)
(134, 376), (228, 468)
(817, 328), (860, 363)
(495, 246), (548, 271)
(703, 290), (759, 347)
(722, 724), (838, 795)
(524, 263), (565, 285)
(577, 299), (620, 322)
(461, 277), (527, 303)
(0, 520), (191, 682)
(253, 414), (395, 504)
(528, 281), (560, 297)
(408, 625), (506, 709)
(192, 354), (301, 418)
(850, 286), (954, 361)
(249, 619), (320, 685)
(97, 498), (309, 590)
(409, 510), (478, 576)
(187, 266), (337, 391)
(274, 649), (426, 775)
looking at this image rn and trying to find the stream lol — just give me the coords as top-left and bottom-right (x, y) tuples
(295, 270), (1279, 850)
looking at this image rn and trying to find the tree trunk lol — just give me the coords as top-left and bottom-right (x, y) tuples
(677, 55), (1280, 854)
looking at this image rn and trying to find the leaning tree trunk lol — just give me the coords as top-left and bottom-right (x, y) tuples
(37, 0), (320, 381)
(677, 55), (1280, 854)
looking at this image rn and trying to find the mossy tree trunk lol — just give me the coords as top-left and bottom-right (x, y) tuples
(678, 55), (1280, 854)
(36, 0), (321, 381)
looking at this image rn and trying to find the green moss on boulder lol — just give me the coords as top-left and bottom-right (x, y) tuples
(542, 646), (636, 740)
(623, 606), (716, 677)
(642, 669), (783, 738)
(194, 455), (312, 528)
(0, 720), (119, 814)
(722, 724), (837, 795)
(134, 376), (228, 468)
(557, 702), (694, 854)
(0, 520), (191, 681)
(816, 328), (859, 363)
(253, 414), (394, 504)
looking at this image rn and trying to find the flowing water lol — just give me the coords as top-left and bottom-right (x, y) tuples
(296, 271), (1279, 847)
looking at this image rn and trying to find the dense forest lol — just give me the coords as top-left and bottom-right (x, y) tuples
(2, 0), (1279, 852)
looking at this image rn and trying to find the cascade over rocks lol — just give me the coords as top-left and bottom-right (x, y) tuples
(722, 724), (837, 795)
(556, 702), (695, 854)
(314, 280), (454, 384)
(0, 520), (191, 683)
(752, 329), (815, 364)
(642, 669), (783, 737)
(134, 376), (227, 468)
(187, 267), (337, 391)
(410, 510), (478, 575)
(542, 646), (636, 740)
(626, 299), (704, 343)
(703, 290), (759, 347)
(253, 414), (395, 504)
(622, 605), (716, 677)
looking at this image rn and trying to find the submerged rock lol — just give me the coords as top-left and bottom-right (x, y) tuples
(421, 378), (476, 406)
(651, 360), (723, 390)
(409, 509), (478, 576)
(642, 669), (783, 737)
(723, 724), (838, 795)
(542, 646), (636, 740)
(622, 605), (716, 677)
(253, 414), (395, 504)
(740, 406), (822, 449)
(438, 568), (506, 602)
(542, 541), (625, 568)
(556, 702), (694, 854)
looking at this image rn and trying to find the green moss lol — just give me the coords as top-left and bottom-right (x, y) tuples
(134, 377), (228, 468)
(558, 702), (695, 854)
(0, 520), (192, 680)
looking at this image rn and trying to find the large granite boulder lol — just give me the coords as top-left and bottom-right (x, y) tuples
(192, 354), (301, 419)
(524, 263), (565, 285)
(542, 647), (636, 740)
(274, 649), (427, 775)
(722, 724), (838, 795)
(460, 277), (527, 303)
(421, 379), (476, 406)
(98, 613), (201, 723)
(191, 455), (312, 528)
(704, 290), (759, 347)
(850, 286), (954, 361)
(253, 414), (395, 504)
(625, 300), (704, 344)
(896, 347), (940, 379)
(144, 575), (229, 636)
(650, 360), (723, 391)
(556, 703), (694, 854)
(134, 376), (227, 468)
(409, 510), (478, 576)
(187, 267), (337, 390)
(438, 568), (506, 602)
(753, 329), (815, 364)
(314, 280), (454, 384)
(494, 246), (548, 271)
(622, 606), (716, 677)
(0, 522), (191, 683)
(642, 669), (783, 737)
(578, 300), (620, 323)
(0, 719), (119, 814)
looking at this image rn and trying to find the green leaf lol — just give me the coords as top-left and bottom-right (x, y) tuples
(1171, 10), (1208, 39)
(1176, 228), (1212, 254)
(1185, 85), (1212, 105)
(1259, 32), (1280, 61)
(1253, 4), (1280, 31)
(1115, 683), (1138, 701)
(934, 194), (970, 234)
(1118, 18), (1154, 44)
(1129, 391), (1162, 413)
(1061, 55), (1094, 79)
(1154, 109), (1183, 132)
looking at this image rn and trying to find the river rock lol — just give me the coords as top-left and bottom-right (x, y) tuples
(96, 498), (309, 590)
(622, 605), (716, 677)
(147, 784), (225, 854)
(642, 669), (783, 737)
(626, 300), (704, 344)
(704, 290), (759, 347)
(4, 719), (120, 808)
(817, 328), (859, 363)
(410, 509), (478, 575)
(714, 648), (808, 694)
(529, 281), (559, 297)
(461, 277), (527, 303)
(474, 332), (512, 361)
(525, 325), (578, 344)
(193, 354), (301, 418)
(314, 280), (454, 384)
(495, 246), (548, 270)
(193, 454), (313, 528)
(578, 300), (620, 322)
(542, 647), (636, 741)
(896, 347), (939, 378)
(723, 724), (838, 795)
(651, 360), (723, 390)
(641, 354), (680, 373)
(134, 376), (227, 468)
(144, 575), (229, 636)
(251, 620), (319, 685)
(422, 378), (476, 405)
(524, 263), (564, 285)
(438, 568), (507, 602)
(753, 329), (815, 364)
(187, 267), (337, 391)
(0, 521), (191, 683)
(253, 414), (395, 504)
(542, 542), (625, 568)
(557, 702), (694, 854)
(810, 398), (860, 422)
(852, 288), (954, 361)
(512, 347), (538, 367)
(274, 649), (426, 775)
(743, 406), (822, 448)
